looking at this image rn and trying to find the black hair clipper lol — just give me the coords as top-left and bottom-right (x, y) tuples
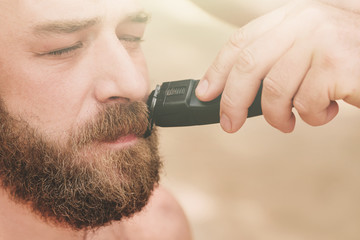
(146, 79), (263, 136)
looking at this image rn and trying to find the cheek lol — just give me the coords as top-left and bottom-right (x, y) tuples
(0, 46), (151, 141)
(0, 57), (89, 137)
(134, 51), (150, 93)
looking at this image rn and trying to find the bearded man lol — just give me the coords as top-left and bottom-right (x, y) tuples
(0, 0), (191, 239)
(3, 0), (360, 238)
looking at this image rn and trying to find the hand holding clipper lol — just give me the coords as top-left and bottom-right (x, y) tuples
(146, 79), (263, 134)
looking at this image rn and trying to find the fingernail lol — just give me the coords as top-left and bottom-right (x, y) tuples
(220, 113), (232, 132)
(196, 79), (209, 97)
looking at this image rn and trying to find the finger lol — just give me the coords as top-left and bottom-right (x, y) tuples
(293, 66), (339, 126)
(330, 56), (360, 108)
(196, 3), (292, 101)
(261, 40), (313, 133)
(342, 84), (360, 108)
(219, 18), (298, 133)
(344, 87), (360, 108)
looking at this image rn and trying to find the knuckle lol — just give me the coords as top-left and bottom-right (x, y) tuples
(293, 96), (309, 115)
(234, 48), (256, 72)
(318, 51), (342, 69)
(345, 84), (358, 99)
(229, 28), (247, 50)
(263, 76), (286, 98)
(292, 3), (330, 34)
(221, 92), (237, 110)
(209, 61), (225, 76)
(340, 81), (359, 102)
(298, 3), (327, 23)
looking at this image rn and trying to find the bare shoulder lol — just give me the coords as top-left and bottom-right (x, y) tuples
(114, 185), (192, 240)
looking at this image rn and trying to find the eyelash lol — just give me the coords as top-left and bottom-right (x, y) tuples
(119, 36), (144, 49)
(46, 42), (84, 56)
(44, 36), (143, 57)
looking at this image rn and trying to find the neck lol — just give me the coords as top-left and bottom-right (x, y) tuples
(0, 189), (86, 240)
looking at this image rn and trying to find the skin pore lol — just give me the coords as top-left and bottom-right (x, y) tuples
(0, 0), (192, 239)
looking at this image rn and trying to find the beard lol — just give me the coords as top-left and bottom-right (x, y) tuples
(0, 100), (162, 230)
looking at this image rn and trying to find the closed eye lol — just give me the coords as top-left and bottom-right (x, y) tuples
(119, 35), (144, 50)
(42, 42), (83, 57)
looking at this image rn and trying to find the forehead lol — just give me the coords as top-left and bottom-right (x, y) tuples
(0, 0), (141, 28)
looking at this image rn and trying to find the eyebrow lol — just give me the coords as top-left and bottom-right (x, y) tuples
(33, 17), (101, 36)
(128, 11), (151, 23)
(32, 11), (150, 36)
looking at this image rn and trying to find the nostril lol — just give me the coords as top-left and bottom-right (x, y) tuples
(109, 96), (120, 100)
(108, 96), (129, 103)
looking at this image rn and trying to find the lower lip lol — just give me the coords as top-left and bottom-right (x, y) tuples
(105, 134), (138, 149)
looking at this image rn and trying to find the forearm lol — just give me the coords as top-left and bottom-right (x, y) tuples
(189, 0), (291, 26)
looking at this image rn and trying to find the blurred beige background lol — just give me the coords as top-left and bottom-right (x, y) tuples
(139, 1), (360, 239)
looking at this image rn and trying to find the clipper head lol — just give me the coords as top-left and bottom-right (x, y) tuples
(145, 85), (160, 137)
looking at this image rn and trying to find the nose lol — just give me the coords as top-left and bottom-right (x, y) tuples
(92, 34), (149, 104)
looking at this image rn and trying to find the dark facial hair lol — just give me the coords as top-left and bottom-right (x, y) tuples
(0, 101), (162, 230)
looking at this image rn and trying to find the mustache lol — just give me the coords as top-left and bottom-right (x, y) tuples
(70, 101), (150, 147)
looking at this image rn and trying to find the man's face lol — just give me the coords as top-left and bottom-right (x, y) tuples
(0, 0), (150, 138)
(0, 0), (161, 230)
